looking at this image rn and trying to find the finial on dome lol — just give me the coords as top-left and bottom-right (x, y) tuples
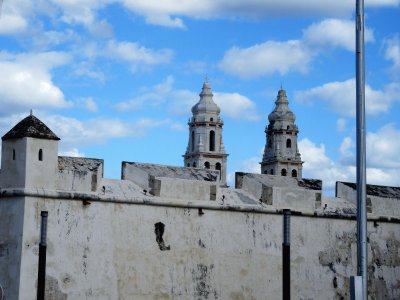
(205, 74), (209, 83)
(30, 109), (33, 116)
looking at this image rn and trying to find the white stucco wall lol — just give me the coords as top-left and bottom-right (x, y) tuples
(0, 197), (25, 299)
(4, 194), (399, 300)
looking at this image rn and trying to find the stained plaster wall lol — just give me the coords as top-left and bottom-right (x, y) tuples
(336, 182), (400, 218)
(56, 157), (103, 193)
(0, 196), (25, 299)
(5, 193), (400, 300)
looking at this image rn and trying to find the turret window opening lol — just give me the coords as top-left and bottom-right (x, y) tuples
(187, 163), (190, 167)
(270, 169), (274, 175)
(286, 138), (292, 148)
(292, 169), (297, 177)
(193, 162), (197, 168)
(38, 149), (43, 161)
(12, 149), (16, 160)
(210, 118), (213, 122)
(209, 130), (215, 151)
(191, 131), (195, 151)
(216, 163), (221, 179)
(281, 169), (287, 176)
(204, 161), (210, 169)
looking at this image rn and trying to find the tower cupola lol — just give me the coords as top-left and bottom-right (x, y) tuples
(184, 79), (228, 186)
(261, 88), (303, 178)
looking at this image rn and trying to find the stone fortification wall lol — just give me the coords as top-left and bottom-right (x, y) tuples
(56, 156), (103, 192)
(336, 181), (400, 218)
(1, 191), (398, 300)
(122, 161), (220, 190)
(149, 176), (218, 201)
(235, 172), (322, 213)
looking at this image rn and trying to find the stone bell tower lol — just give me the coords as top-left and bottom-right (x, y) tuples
(261, 87), (303, 178)
(184, 80), (228, 186)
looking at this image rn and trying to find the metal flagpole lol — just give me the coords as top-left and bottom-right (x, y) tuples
(355, 0), (368, 298)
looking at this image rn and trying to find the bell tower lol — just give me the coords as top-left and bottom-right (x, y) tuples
(261, 87), (303, 178)
(184, 80), (228, 186)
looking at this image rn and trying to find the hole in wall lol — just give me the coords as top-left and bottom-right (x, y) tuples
(154, 222), (170, 251)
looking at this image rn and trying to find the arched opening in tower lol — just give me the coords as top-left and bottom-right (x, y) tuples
(209, 130), (215, 151)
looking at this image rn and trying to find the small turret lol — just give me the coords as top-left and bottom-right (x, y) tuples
(1, 114), (59, 189)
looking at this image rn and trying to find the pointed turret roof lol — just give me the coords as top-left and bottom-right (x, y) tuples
(2, 114), (60, 141)
(268, 88), (295, 123)
(191, 80), (220, 115)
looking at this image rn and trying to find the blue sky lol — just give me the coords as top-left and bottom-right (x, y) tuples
(0, 0), (399, 195)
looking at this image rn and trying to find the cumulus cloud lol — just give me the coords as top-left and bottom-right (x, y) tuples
(367, 123), (400, 169)
(76, 97), (98, 112)
(297, 124), (400, 193)
(0, 13), (28, 34)
(303, 18), (374, 51)
(384, 35), (400, 78)
(38, 114), (177, 147)
(219, 19), (374, 78)
(59, 148), (85, 157)
(120, 0), (398, 28)
(104, 40), (174, 72)
(214, 92), (261, 121)
(219, 40), (310, 78)
(299, 138), (355, 193)
(0, 51), (72, 115)
(50, 0), (113, 26)
(115, 76), (260, 121)
(294, 79), (400, 116)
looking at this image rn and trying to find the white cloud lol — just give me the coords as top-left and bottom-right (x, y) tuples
(59, 148), (85, 157)
(105, 40), (174, 71)
(120, 0), (398, 28)
(219, 40), (310, 78)
(299, 138), (356, 193)
(115, 76), (260, 121)
(219, 19), (374, 78)
(0, 13), (27, 34)
(367, 123), (400, 169)
(50, 0), (113, 26)
(214, 92), (261, 121)
(298, 123), (400, 193)
(0, 51), (72, 114)
(303, 18), (374, 51)
(294, 79), (400, 117)
(40, 114), (176, 147)
(77, 97), (98, 112)
(384, 35), (400, 78)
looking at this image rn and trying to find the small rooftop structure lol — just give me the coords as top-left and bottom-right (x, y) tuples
(1, 114), (60, 141)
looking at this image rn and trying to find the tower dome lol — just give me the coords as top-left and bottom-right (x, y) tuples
(268, 88), (296, 124)
(191, 81), (221, 115)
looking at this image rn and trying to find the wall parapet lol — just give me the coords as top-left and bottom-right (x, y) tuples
(2, 188), (400, 223)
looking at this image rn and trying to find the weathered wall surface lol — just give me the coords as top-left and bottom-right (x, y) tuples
(122, 162), (220, 190)
(336, 182), (400, 218)
(10, 195), (400, 300)
(56, 157), (104, 192)
(0, 197), (25, 299)
(149, 176), (218, 201)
